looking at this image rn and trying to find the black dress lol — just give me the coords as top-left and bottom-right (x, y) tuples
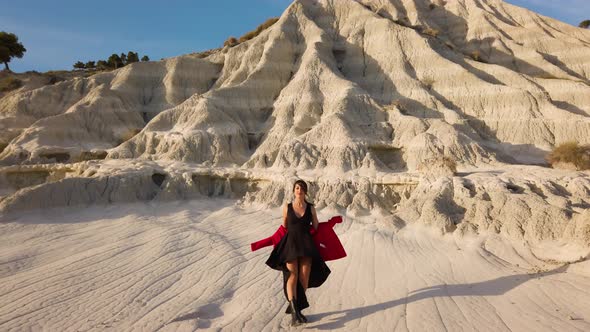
(266, 202), (331, 311)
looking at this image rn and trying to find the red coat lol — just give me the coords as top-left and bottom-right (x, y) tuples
(251, 216), (346, 262)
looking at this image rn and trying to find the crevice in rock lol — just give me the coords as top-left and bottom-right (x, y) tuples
(506, 182), (525, 194)
(40, 152), (70, 163)
(547, 182), (571, 197)
(191, 174), (265, 198)
(79, 150), (108, 161)
(550, 100), (589, 117)
(526, 183), (547, 199)
(424, 37), (505, 86)
(368, 145), (407, 171)
(247, 132), (265, 151)
(486, 4), (519, 27)
(462, 179), (476, 198)
(332, 48), (346, 74)
(152, 173), (167, 188)
(538, 52), (590, 85)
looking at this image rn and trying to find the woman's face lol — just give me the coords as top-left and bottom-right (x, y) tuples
(294, 184), (306, 199)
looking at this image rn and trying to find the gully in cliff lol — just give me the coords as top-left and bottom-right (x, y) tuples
(251, 179), (347, 326)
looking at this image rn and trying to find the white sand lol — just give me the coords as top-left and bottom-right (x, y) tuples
(1, 200), (589, 331)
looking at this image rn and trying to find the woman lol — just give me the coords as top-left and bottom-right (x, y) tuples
(266, 180), (331, 326)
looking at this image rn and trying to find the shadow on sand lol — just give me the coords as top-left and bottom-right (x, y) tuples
(308, 264), (569, 330)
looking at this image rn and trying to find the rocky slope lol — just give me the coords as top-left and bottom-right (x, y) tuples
(0, 0), (589, 250)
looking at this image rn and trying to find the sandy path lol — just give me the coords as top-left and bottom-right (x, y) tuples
(1, 200), (589, 331)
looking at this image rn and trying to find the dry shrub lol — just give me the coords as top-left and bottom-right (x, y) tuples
(193, 48), (222, 58)
(224, 37), (238, 47)
(222, 17), (279, 47)
(547, 142), (590, 170)
(238, 17), (279, 43)
(421, 76), (435, 89)
(440, 156), (457, 173)
(83, 70), (101, 78)
(0, 76), (23, 92)
(422, 27), (439, 37)
(469, 51), (487, 63)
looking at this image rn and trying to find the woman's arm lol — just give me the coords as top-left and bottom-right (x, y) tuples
(282, 204), (288, 229)
(311, 206), (319, 231)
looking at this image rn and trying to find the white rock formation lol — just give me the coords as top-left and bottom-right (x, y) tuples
(1, 0), (589, 168)
(0, 56), (222, 164)
(0, 0), (589, 248)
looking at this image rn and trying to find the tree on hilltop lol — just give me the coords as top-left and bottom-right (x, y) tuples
(580, 20), (590, 29)
(96, 60), (108, 70)
(71, 51), (148, 73)
(108, 53), (123, 69)
(127, 51), (139, 64)
(73, 61), (86, 70)
(0, 31), (26, 71)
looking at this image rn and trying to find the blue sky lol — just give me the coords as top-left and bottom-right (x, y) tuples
(1, 0), (588, 73)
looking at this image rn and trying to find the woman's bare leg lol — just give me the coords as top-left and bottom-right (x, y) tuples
(298, 256), (312, 291)
(285, 260), (298, 301)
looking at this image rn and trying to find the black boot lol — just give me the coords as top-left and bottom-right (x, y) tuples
(289, 300), (303, 326)
(286, 296), (308, 323)
(292, 298), (307, 323)
(296, 306), (308, 323)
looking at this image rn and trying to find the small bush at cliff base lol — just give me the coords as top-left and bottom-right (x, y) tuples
(0, 76), (22, 92)
(547, 142), (590, 170)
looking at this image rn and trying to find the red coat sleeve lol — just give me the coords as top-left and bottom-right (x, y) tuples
(328, 216), (343, 227)
(250, 225), (287, 251)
